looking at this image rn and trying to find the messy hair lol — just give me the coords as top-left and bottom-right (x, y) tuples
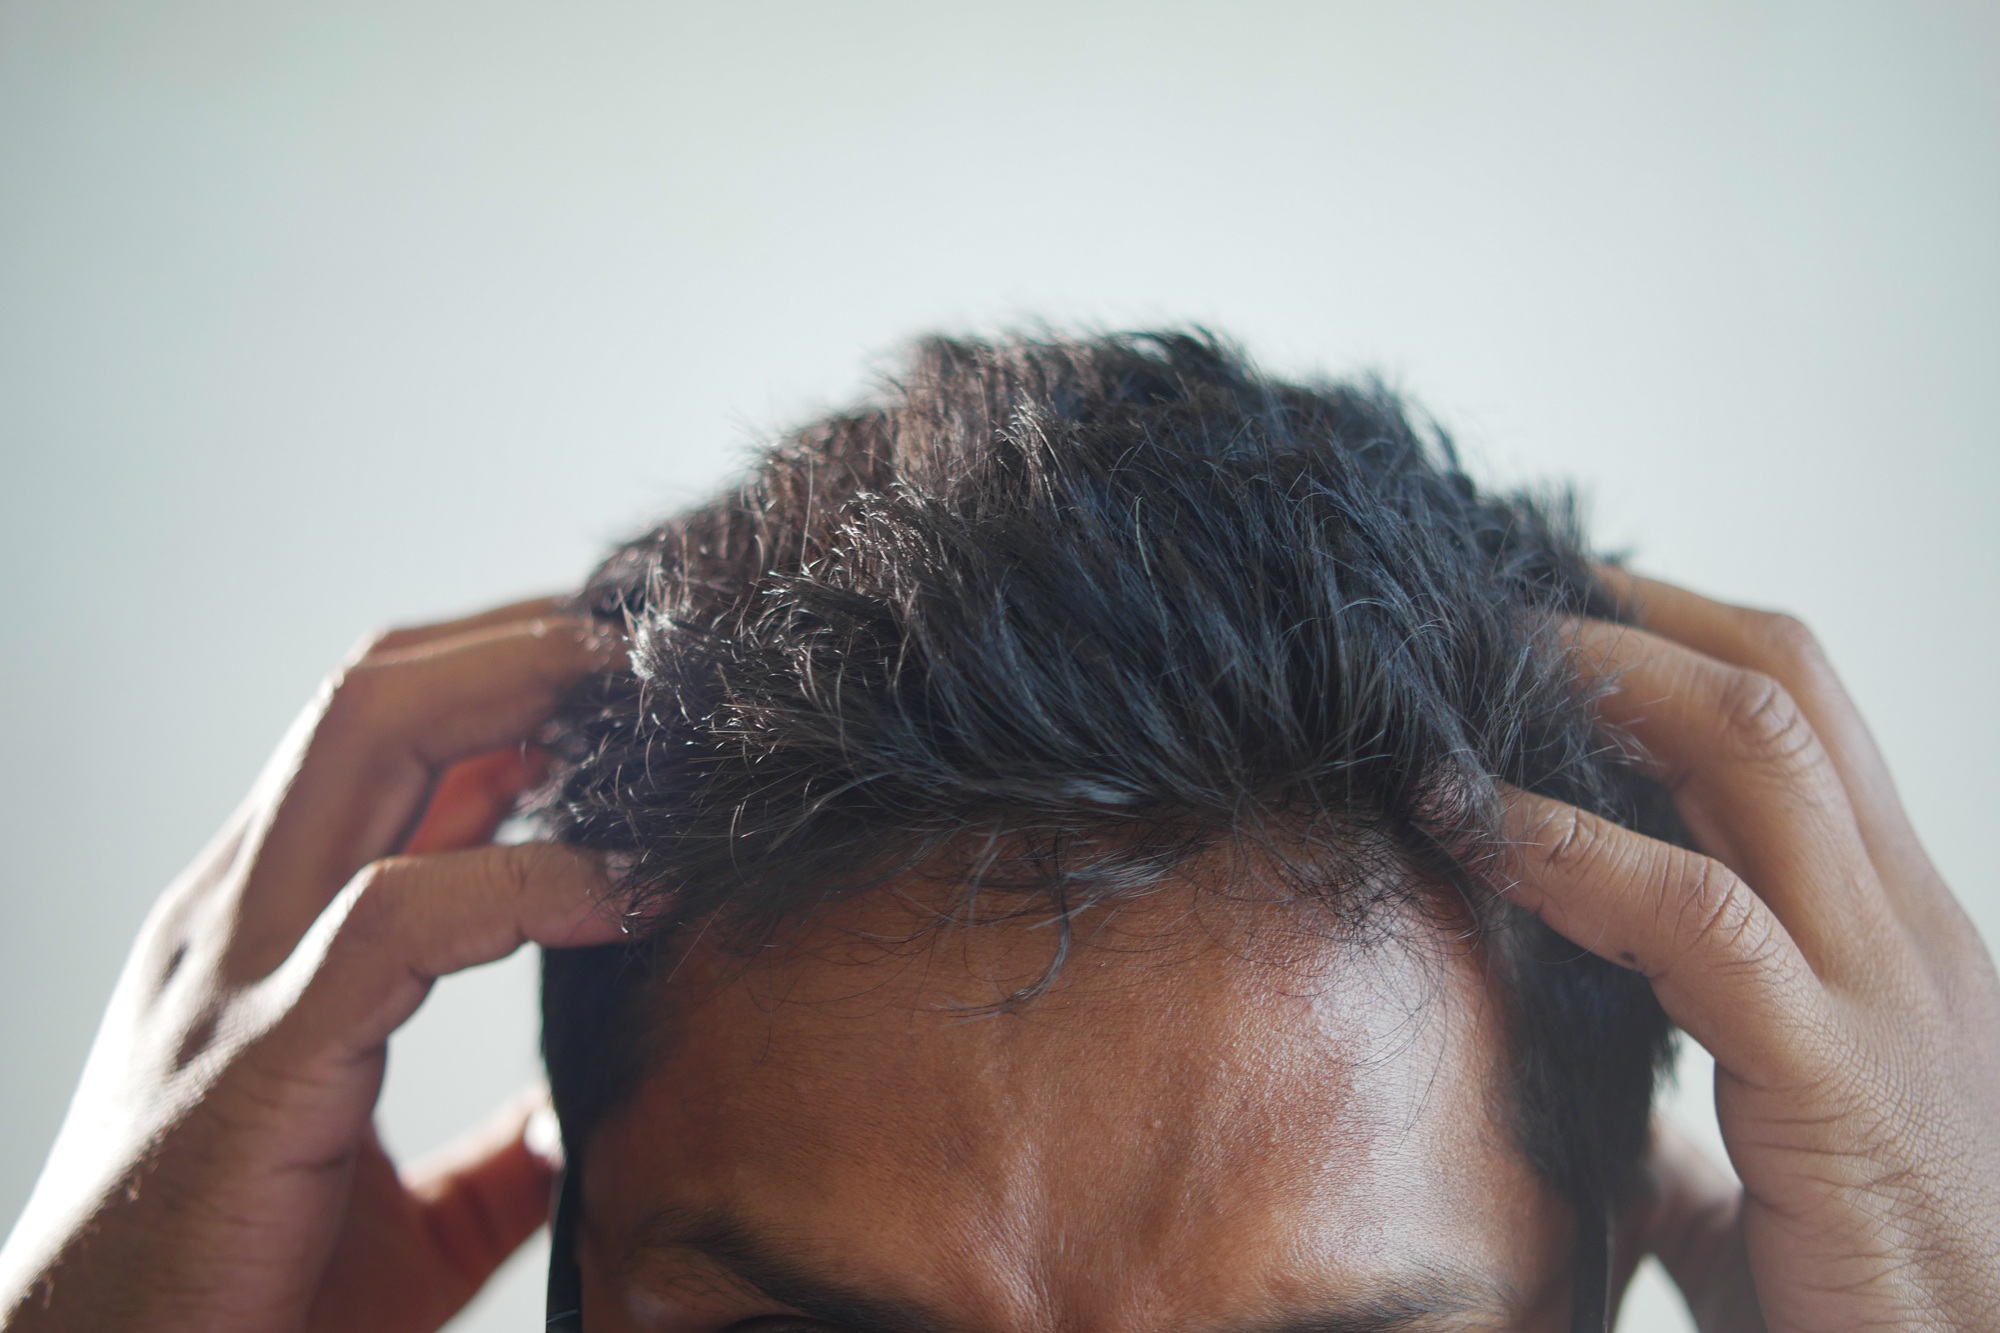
(539, 330), (1676, 1218)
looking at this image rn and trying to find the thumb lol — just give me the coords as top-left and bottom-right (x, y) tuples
(307, 1091), (560, 1333)
(404, 1086), (561, 1292)
(1636, 1120), (1766, 1333)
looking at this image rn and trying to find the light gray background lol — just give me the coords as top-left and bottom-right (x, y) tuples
(2, 4), (1994, 1330)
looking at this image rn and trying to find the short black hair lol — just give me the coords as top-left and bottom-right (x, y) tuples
(540, 329), (1675, 1222)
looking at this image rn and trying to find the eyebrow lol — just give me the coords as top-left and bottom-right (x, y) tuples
(628, 1203), (1506, 1333)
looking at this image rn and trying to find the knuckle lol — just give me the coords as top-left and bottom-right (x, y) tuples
(318, 659), (398, 734)
(501, 843), (580, 904)
(1713, 667), (1815, 765)
(494, 846), (540, 901)
(1537, 804), (1606, 874)
(1751, 610), (1828, 676)
(1669, 853), (1769, 967)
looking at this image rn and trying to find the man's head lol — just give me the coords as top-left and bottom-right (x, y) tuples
(540, 331), (1676, 1329)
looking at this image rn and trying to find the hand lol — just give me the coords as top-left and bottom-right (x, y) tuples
(0, 601), (626, 1333)
(1503, 573), (2000, 1331)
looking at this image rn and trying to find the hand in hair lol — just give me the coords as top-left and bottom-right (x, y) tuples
(0, 601), (625, 1333)
(1506, 572), (2000, 1333)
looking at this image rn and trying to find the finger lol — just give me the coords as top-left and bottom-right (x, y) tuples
(306, 1101), (556, 1333)
(1597, 567), (1953, 931)
(360, 595), (568, 657)
(227, 618), (619, 978)
(1499, 789), (1834, 1083)
(1638, 1122), (1765, 1333)
(262, 843), (623, 1067)
(1568, 618), (1891, 983)
(401, 747), (549, 856)
(403, 1089), (560, 1295)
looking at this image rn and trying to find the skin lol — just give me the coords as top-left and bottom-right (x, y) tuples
(578, 881), (1576, 1332)
(0, 574), (1994, 1332)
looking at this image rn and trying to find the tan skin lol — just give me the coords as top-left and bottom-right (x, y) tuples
(0, 574), (1995, 1331)
(579, 880), (1578, 1332)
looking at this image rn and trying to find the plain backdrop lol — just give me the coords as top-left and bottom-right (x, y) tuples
(2, 4), (1995, 1330)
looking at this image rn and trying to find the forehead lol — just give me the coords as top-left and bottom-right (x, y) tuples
(583, 880), (1574, 1331)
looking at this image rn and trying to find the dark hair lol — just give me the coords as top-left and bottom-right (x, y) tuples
(539, 329), (1676, 1222)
